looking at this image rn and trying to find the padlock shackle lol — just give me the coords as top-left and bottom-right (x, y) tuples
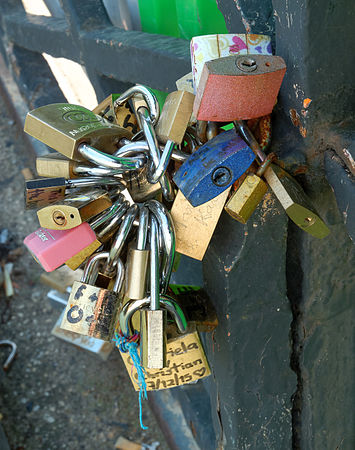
(96, 201), (130, 239)
(115, 138), (188, 163)
(234, 120), (266, 163)
(137, 206), (149, 251)
(81, 251), (110, 284)
(65, 176), (125, 189)
(105, 204), (139, 275)
(77, 143), (145, 171)
(150, 215), (160, 311)
(113, 258), (125, 294)
(145, 200), (175, 294)
(114, 85), (160, 126)
(90, 194), (126, 230)
(73, 164), (125, 177)
(118, 295), (187, 337)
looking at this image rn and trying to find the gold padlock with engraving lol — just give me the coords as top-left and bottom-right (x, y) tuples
(24, 103), (132, 161)
(170, 188), (231, 261)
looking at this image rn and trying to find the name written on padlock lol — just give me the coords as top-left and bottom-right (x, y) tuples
(120, 331), (210, 391)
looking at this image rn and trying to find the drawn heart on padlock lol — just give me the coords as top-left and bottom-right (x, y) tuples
(193, 368), (206, 377)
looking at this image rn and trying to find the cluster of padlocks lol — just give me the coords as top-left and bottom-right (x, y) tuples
(22, 34), (329, 396)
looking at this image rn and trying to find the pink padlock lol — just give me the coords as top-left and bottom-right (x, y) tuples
(24, 195), (129, 272)
(24, 224), (97, 272)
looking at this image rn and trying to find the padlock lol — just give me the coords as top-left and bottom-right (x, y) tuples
(224, 159), (269, 224)
(25, 176), (123, 210)
(235, 120), (330, 238)
(155, 90), (195, 146)
(60, 251), (125, 340)
(92, 93), (139, 134)
(24, 195), (129, 272)
(125, 206), (150, 300)
(24, 103), (133, 161)
(173, 129), (255, 206)
(36, 153), (125, 179)
(190, 33), (272, 91)
(37, 189), (113, 230)
(24, 224), (99, 273)
(65, 196), (130, 270)
(193, 54), (286, 121)
(170, 188), (231, 261)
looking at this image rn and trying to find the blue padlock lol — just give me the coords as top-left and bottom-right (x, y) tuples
(173, 129), (255, 207)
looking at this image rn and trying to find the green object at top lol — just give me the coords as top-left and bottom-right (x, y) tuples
(138, 0), (228, 39)
(112, 89), (168, 110)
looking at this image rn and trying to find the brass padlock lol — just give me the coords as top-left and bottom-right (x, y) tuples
(193, 54), (286, 121)
(155, 90), (195, 145)
(60, 252), (124, 341)
(235, 121), (330, 238)
(37, 189), (113, 230)
(170, 188), (231, 261)
(24, 103), (132, 161)
(224, 159), (269, 224)
(125, 206), (150, 300)
(140, 215), (167, 369)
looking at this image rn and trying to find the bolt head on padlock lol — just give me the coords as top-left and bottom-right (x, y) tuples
(173, 129), (255, 206)
(193, 54), (286, 121)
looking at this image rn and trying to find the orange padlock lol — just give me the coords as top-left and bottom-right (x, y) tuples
(193, 54), (286, 122)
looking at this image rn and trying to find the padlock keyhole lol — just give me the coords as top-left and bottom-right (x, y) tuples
(211, 167), (232, 187)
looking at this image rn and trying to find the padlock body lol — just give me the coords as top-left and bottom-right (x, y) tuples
(23, 223), (97, 272)
(155, 90), (195, 144)
(24, 103), (131, 160)
(37, 190), (112, 230)
(193, 54), (286, 121)
(65, 239), (102, 271)
(264, 164), (330, 238)
(171, 189), (230, 260)
(140, 309), (167, 369)
(173, 129), (255, 206)
(125, 248), (149, 299)
(225, 174), (268, 223)
(25, 178), (66, 209)
(60, 281), (120, 340)
(36, 153), (76, 179)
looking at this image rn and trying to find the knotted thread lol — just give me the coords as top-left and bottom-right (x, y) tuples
(113, 331), (148, 430)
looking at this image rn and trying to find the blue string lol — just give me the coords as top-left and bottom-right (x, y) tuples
(113, 332), (148, 430)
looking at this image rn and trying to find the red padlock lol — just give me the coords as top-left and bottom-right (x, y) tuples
(193, 54), (286, 122)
